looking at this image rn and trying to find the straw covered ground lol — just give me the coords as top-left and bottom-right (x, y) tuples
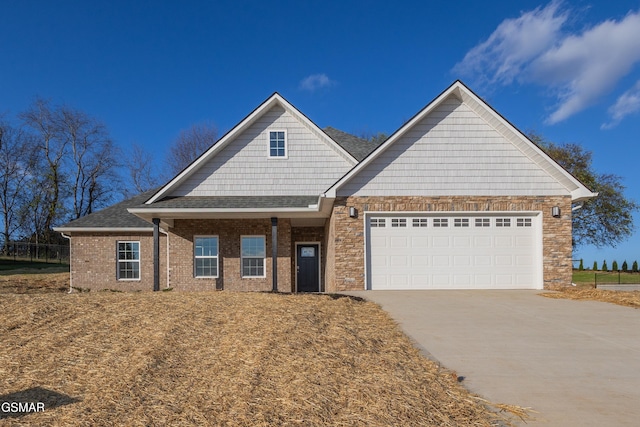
(542, 285), (640, 308)
(0, 279), (513, 426)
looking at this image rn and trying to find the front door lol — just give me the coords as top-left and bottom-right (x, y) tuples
(296, 244), (319, 292)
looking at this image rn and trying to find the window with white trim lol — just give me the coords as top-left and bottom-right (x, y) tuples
(475, 218), (490, 227)
(412, 218), (428, 227)
(370, 218), (386, 227)
(241, 236), (266, 277)
(268, 130), (287, 158)
(433, 218), (448, 227)
(194, 236), (219, 278)
(391, 218), (407, 227)
(496, 218), (511, 227)
(454, 218), (469, 227)
(517, 218), (532, 227)
(117, 241), (140, 280)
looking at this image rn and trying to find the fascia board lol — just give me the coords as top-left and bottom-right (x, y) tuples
(53, 227), (154, 233)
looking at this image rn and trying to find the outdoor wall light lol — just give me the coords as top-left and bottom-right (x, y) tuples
(349, 207), (358, 218)
(551, 206), (561, 218)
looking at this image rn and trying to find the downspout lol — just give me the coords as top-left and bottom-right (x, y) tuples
(159, 227), (170, 289)
(271, 217), (278, 292)
(60, 232), (73, 294)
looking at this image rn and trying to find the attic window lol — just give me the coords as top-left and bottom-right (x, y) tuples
(268, 130), (287, 158)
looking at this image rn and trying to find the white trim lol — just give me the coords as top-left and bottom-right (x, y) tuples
(116, 240), (141, 281)
(363, 211), (543, 290)
(241, 235), (266, 278)
(146, 93), (357, 204)
(194, 235), (219, 279)
(54, 227), (153, 233)
(295, 241), (322, 292)
(267, 129), (288, 159)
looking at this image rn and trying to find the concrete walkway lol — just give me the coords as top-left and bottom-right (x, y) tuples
(344, 290), (640, 426)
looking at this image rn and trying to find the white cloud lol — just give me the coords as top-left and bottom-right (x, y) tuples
(602, 80), (640, 129)
(299, 73), (335, 92)
(454, 1), (640, 125)
(453, 1), (567, 86)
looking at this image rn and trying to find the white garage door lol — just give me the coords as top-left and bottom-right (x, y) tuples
(367, 214), (541, 290)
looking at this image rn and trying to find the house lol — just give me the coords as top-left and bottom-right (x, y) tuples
(55, 81), (596, 292)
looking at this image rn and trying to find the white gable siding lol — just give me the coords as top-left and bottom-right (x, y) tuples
(338, 97), (568, 197)
(170, 105), (353, 197)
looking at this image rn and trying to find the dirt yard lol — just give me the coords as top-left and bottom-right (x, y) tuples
(0, 274), (516, 426)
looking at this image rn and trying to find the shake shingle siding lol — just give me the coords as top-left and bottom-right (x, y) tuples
(169, 106), (354, 197)
(338, 97), (568, 197)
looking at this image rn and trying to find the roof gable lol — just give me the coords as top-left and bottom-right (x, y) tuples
(327, 81), (596, 202)
(148, 93), (357, 203)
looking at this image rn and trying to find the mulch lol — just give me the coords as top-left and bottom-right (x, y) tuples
(0, 287), (522, 426)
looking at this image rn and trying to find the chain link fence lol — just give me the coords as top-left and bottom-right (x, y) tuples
(1, 242), (70, 264)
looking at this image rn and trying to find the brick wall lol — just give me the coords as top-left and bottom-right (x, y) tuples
(168, 218), (292, 292)
(70, 232), (167, 292)
(325, 196), (573, 292)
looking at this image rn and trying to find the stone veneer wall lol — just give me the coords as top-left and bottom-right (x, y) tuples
(168, 218), (292, 292)
(69, 232), (167, 292)
(325, 196), (573, 292)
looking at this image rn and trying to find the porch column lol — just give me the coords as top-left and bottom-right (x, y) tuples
(153, 218), (160, 292)
(271, 217), (277, 292)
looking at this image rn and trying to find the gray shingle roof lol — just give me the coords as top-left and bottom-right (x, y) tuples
(56, 189), (158, 230)
(135, 195), (319, 209)
(323, 126), (380, 161)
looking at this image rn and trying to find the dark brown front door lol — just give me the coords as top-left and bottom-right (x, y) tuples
(296, 244), (319, 292)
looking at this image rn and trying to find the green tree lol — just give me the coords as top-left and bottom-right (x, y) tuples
(593, 260), (598, 271)
(612, 260), (619, 271)
(622, 260), (628, 272)
(529, 133), (638, 248)
(578, 259), (584, 271)
(633, 261), (639, 273)
(602, 260), (608, 272)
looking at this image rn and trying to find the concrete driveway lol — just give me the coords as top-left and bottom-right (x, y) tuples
(345, 290), (640, 426)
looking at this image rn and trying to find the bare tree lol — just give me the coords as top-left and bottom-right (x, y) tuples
(125, 142), (160, 197)
(0, 119), (37, 250)
(58, 106), (119, 218)
(166, 122), (218, 175)
(19, 98), (67, 243)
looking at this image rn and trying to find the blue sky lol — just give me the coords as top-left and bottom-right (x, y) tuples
(2, 0), (640, 266)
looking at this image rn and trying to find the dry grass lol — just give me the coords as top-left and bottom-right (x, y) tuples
(542, 285), (640, 308)
(0, 272), (69, 294)
(0, 279), (520, 426)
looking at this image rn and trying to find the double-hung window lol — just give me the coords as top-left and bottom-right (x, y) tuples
(194, 236), (219, 278)
(117, 241), (140, 280)
(241, 236), (266, 277)
(268, 130), (287, 158)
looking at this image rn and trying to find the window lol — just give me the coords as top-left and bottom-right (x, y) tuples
(475, 218), (490, 227)
(433, 218), (448, 227)
(370, 218), (386, 227)
(194, 236), (218, 278)
(517, 218), (532, 227)
(413, 218), (428, 227)
(496, 218), (511, 227)
(454, 218), (469, 227)
(117, 241), (140, 280)
(391, 218), (407, 227)
(241, 236), (266, 277)
(268, 130), (287, 158)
